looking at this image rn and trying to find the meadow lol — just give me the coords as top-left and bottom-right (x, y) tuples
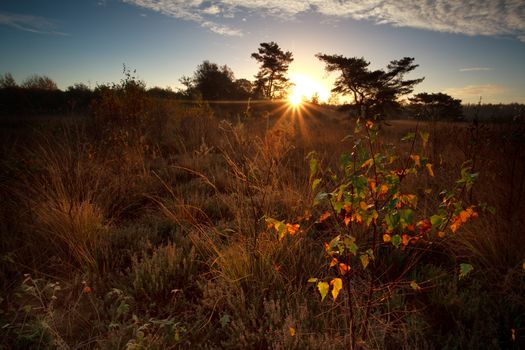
(0, 79), (524, 349)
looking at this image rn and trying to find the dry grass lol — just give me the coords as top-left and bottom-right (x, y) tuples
(1, 96), (524, 349)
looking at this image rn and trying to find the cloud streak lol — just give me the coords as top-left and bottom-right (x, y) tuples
(0, 12), (68, 36)
(459, 67), (493, 72)
(123, 0), (525, 40)
(445, 84), (506, 97)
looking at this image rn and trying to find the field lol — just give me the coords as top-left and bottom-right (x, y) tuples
(0, 90), (524, 349)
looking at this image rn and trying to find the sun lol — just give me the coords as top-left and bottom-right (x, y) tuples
(289, 92), (304, 106)
(287, 73), (330, 106)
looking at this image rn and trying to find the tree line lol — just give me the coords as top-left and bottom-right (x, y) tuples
(1, 41), (522, 121)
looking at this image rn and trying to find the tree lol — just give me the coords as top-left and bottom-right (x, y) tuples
(187, 60), (239, 100)
(316, 54), (424, 118)
(251, 42), (293, 99)
(22, 74), (58, 90)
(0, 73), (17, 88)
(408, 92), (463, 121)
(408, 92), (463, 159)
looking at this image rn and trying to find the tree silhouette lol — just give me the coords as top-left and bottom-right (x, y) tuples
(22, 74), (58, 90)
(316, 54), (423, 118)
(409, 92), (463, 121)
(251, 42), (293, 99)
(0, 73), (17, 88)
(184, 61), (243, 100)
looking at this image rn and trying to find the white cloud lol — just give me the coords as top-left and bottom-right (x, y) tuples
(459, 67), (493, 72)
(445, 84), (506, 97)
(0, 11), (68, 36)
(123, 0), (525, 40)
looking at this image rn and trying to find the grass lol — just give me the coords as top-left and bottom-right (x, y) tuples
(0, 86), (524, 349)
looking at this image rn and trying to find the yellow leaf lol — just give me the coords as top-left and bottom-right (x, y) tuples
(317, 282), (329, 301)
(410, 280), (421, 291)
(361, 158), (373, 169)
(383, 233), (391, 243)
(289, 327), (296, 337)
(410, 154), (421, 167)
(426, 163), (434, 177)
(330, 278), (343, 301)
(365, 120), (374, 129)
(360, 254), (369, 269)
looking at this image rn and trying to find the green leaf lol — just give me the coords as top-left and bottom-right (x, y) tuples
(219, 314), (231, 327)
(430, 215), (443, 227)
(402, 132), (415, 141)
(459, 263), (474, 280)
(317, 282), (329, 301)
(392, 234), (402, 248)
(309, 157), (318, 178)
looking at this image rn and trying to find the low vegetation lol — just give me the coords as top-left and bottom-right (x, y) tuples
(0, 70), (524, 349)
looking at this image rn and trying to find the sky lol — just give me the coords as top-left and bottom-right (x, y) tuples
(0, 0), (524, 103)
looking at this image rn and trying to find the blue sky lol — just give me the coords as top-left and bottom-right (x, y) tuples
(1, 0), (524, 103)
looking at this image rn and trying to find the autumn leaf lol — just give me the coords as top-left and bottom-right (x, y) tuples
(289, 327), (296, 337)
(361, 158), (373, 169)
(317, 281), (329, 301)
(339, 263), (349, 275)
(330, 278), (343, 301)
(365, 120), (374, 129)
(383, 233), (391, 243)
(410, 154), (421, 167)
(368, 179), (377, 192)
(330, 258), (338, 267)
(319, 211), (331, 223)
(360, 254), (370, 269)
(410, 280), (421, 291)
(344, 216), (351, 226)
(426, 163), (434, 177)
(379, 184), (389, 196)
(286, 223), (300, 236)
(359, 201), (368, 211)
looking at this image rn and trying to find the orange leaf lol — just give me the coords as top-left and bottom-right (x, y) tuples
(426, 163), (434, 177)
(286, 223), (300, 236)
(410, 154), (421, 167)
(383, 233), (391, 242)
(319, 211), (331, 222)
(359, 201), (368, 211)
(289, 327), (296, 337)
(379, 184), (389, 196)
(330, 258), (338, 267)
(344, 216), (351, 226)
(402, 234), (409, 246)
(339, 263), (349, 275)
(368, 179), (377, 192)
(438, 231), (446, 238)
